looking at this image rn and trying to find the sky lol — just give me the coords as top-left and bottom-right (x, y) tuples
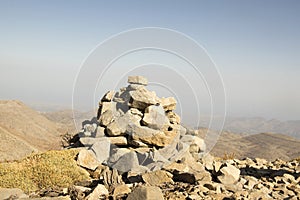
(0, 0), (299, 122)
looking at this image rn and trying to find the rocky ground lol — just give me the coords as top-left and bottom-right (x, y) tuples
(1, 151), (299, 199)
(0, 76), (299, 199)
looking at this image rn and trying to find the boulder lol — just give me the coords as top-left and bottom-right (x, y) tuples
(217, 163), (240, 185)
(142, 105), (169, 130)
(160, 97), (177, 111)
(127, 124), (169, 147)
(108, 136), (128, 146)
(99, 109), (115, 127)
(102, 168), (123, 187)
(129, 88), (159, 110)
(101, 90), (114, 102)
(86, 184), (109, 200)
(126, 186), (164, 200)
(106, 111), (142, 136)
(91, 138), (111, 163)
(113, 184), (131, 199)
(0, 188), (28, 199)
(94, 126), (105, 137)
(77, 149), (100, 170)
(106, 115), (128, 136)
(166, 111), (181, 124)
(128, 75), (148, 85)
(111, 151), (140, 173)
(142, 170), (173, 186)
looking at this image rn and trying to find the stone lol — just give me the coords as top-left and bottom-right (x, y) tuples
(128, 139), (149, 147)
(94, 126), (105, 137)
(142, 170), (173, 186)
(142, 105), (169, 130)
(217, 163), (240, 185)
(160, 97), (177, 111)
(113, 184), (131, 199)
(127, 124), (169, 147)
(128, 75), (148, 85)
(108, 148), (131, 165)
(0, 188), (28, 199)
(244, 176), (258, 190)
(129, 88), (159, 110)
(248, 190), (273, 199)
(166, 111), (181, 124)
(69, 186), (91, 200)
(99, 109), (115, 127)
(101, 90), (114, 102)
(181, 135), (206, 153)
(164, 162), (189, 173)
(80, 137), (127, 147)
(126, 186), (164, 200)
(91, 138), (111, 163)
(79, 137), (96, 147)
(84, 123), (97, 133)
(201, 153), (215, 170)
(102, 168), (123, 187)
(99, 101), (117, 115)
(128, 83), (146, 90)
(213, 161), (223, 173)
(129, 108), (143, 117)
(86, 184), (109, 200)
(77, 149), (100, 170)
(106, 111), (141, 136)
(111, 151), (140, 173)
(108, 136), (128, 146)
(283, 173), (296, 184)
(106, 117), (128, 136)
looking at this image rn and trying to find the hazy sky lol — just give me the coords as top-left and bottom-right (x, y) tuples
(0, 0), (299, 121)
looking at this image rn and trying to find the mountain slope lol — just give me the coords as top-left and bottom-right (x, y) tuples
(210, 131), (300, 161)
(0, 100), (63, 161)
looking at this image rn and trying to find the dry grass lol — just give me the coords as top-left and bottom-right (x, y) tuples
(0, 149), (90, 193)
(218, 152), (236, 161)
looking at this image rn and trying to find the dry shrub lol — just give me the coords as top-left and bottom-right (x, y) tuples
(0, 149), (90, 193)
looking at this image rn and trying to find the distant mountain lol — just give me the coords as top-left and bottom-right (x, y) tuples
(0, 100), (63, 161)
(197, 128), (300, 161)
(42, 109), (96, 133)
(198, 116), (300, 139)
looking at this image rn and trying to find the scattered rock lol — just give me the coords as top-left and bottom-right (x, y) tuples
(217, 163), (240, 185)
(113, 184), (131, 199)
(0, 188), (28, 199)
(86, 184), (108, 200)
(126, 186), (164, 200)
(142, 170), (173, 186)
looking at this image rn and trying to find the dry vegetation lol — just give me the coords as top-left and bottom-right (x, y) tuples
(0, 149), (90, 193)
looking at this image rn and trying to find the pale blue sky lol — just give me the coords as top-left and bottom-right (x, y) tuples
(0, 0), (299, 120)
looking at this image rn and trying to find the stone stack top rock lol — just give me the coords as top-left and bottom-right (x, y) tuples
(78, 76), (206, 174)
(128, 75), (148, 85)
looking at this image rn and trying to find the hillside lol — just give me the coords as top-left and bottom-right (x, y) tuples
(42, 109), (95, 133)
(209, 130), (300, 161)
(0, 100), (63, 161)
(199, 116), (300, 139)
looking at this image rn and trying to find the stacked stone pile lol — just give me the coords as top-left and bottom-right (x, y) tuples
(2, 76), (299, 199)
(78, 76), (206, 173)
